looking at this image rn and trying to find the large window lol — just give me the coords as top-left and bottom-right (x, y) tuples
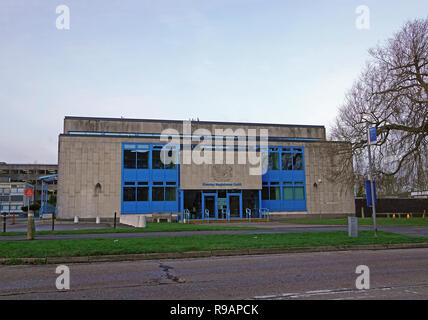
(293, 153), (304, 170)
(283, 186), (293, 200)
(268, 148), (280, 170)
(294, 186), (305, 200)
(152, 149), (163, 169)
(124, 150), (136, 169)
(281, 152), (293, 170)
(262, 182), (281, 200)
(123, 187), (136, 201)
(137, 184), (149, 201)
(137, 150), (149, 169)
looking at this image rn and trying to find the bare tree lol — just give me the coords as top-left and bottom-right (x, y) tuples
(331, 17), (428, 195)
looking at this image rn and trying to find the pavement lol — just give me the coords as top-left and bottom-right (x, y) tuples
(1, 248), (427, 299)
(1, 222), (428, 241)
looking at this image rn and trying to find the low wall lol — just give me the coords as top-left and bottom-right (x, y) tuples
(355, 198), (428, 217)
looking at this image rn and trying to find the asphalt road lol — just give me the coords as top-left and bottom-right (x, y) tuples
(1, 248), (427, 300)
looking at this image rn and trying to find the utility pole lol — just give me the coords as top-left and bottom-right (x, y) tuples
(367, 126), (377, 237)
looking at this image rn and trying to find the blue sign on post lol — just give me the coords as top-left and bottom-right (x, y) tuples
(365, 180), (377, 206)
(368, 127), (377, 144)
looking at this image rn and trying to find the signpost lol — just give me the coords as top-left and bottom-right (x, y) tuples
(25, 188), (35, 240)
(367, 126), (377, 237)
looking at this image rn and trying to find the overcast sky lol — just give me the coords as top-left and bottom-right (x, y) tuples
(1, 0), (427, 164)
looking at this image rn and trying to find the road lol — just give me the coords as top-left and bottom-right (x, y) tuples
(1, 248), (427, 300)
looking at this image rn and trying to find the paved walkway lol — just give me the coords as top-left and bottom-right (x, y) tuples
(1, 223), (428, 241)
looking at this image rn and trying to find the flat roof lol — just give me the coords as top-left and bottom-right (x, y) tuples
(64, 116), (325, 129)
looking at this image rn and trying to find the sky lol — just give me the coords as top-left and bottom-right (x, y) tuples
(0, 0), (427, 164)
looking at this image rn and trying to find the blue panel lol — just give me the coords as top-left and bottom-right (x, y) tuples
(164, 170), (178, 182)
(123, 169), (137, 181)
(123, 202), (137, 214)
(294, 200), (306, 211)
(293, 171), (305, 181)
(136, 170), (150, 181)
(136, 202), (150, 213)
(152, 170), (165, 181)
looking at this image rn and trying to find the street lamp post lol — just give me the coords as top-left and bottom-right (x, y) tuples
(367, 126), (378, 237)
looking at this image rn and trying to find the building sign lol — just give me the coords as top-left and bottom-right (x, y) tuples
(368, 127), (377, 145)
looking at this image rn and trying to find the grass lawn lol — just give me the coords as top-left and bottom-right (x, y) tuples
(0, 231), (427, 259)
(0, 223), (259, 237)
(283, 217), (428, 226)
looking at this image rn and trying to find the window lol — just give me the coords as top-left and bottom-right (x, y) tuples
(164, 149), (177, 169)
(283, 187), (293, 200)
(152, 150), (163, 169)
(137, 150), (149, 169)
(262, 186), (269, 200)
(137, 187), (149, 201)
(269, 186), (281, 200)
(123, 187), (136, 201)
(294, 187), (305, 200)
(124, 150), (136, 169)
(152, 187), (164, 201)
(281, 152), (293, 170)
(165, 187), (177, 201)
(269, 152), (280, 170)
(293, 153), (303, 170)
(10, 196), (23, 202)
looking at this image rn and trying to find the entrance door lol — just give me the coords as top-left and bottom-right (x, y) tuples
(227, 193), (242, 218)
(202, 194), (217, 219)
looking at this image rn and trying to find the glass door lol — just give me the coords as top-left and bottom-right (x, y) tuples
(202, 194), (217, 219)
(227, 193), (242, 218)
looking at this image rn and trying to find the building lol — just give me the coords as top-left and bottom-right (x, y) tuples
(57, 116), (355, 222)
(0, 182), (34, 214)
(0, 163), (58, 203)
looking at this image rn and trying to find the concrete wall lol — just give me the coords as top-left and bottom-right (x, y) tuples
(57, 136), (122, 219)
(63, 117), (326, 140)
(303, 142), (355, 217)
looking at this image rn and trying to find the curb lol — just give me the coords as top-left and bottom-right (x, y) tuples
(1, 242), (428, 265)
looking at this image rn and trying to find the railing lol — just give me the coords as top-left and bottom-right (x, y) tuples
(260, 208), (270, 221)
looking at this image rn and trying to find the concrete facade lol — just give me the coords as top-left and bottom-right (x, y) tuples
(57, 116), (354, 220)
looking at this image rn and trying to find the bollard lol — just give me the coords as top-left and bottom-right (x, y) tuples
(52, 214), (55, 231)
(114, 212), (117, 229)
(2, 213), (6, 233)
(138, 215), (146, 228)
(348, 216), (358, 237)
(96, 216), (100, 224)
(27, 212), (35, 240)
(12, 213), (15, 225)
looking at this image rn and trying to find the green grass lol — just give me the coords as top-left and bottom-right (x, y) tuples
(0, 223), (259, 237)
(0, 231), (427, 259)
(283, 217), (428, 226)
